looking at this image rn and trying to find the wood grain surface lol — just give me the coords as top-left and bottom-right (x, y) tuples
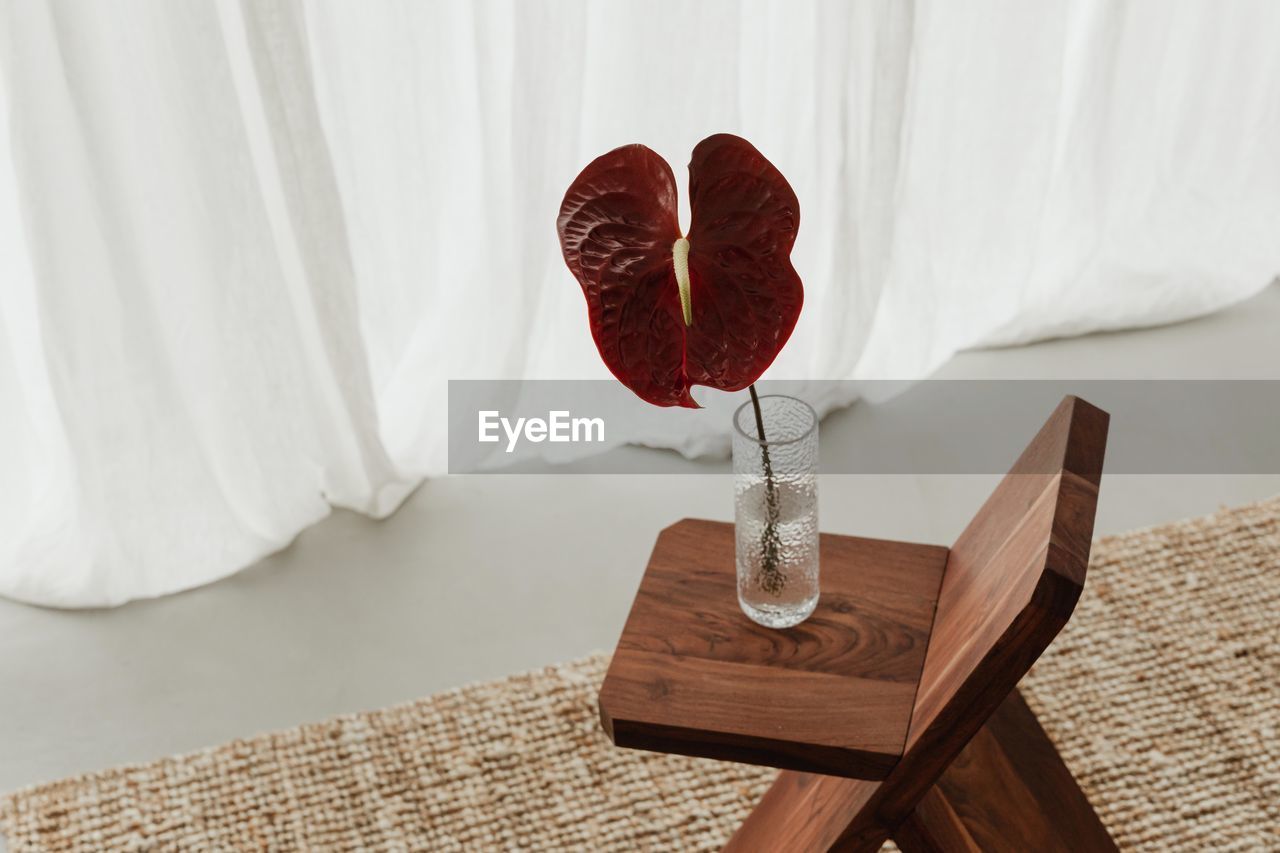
(723, 396), (1113, 851)
(599, 519), (948, 779)
(893, 689), (1119, 852)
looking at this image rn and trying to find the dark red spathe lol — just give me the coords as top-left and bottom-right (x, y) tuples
(557, 134), (802, 407)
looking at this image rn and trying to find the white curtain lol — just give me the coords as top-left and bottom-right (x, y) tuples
(2, 0), (1278, 607)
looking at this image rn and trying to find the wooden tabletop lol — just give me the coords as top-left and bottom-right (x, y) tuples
(599, 518), (948, 779)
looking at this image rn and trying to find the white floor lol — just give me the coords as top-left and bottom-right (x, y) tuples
(1, 284), (1278, 809)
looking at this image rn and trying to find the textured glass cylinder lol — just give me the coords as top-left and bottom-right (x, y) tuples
(732, 394), (819, 628)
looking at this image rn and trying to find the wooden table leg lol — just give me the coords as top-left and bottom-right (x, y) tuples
(722, 770), (886, 853)
(892, 690), (1117, 853)
(724, 690), (1115, 852)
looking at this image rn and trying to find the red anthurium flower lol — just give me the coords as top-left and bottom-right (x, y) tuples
(557, 134), (802, 408)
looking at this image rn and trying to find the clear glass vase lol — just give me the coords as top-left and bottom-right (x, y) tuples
(732, 393), (820, 629)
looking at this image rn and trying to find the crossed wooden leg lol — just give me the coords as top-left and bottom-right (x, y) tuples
(725, 690), (1116, 853)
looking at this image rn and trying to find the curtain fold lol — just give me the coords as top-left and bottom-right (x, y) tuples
(2, 0), (1279, 606)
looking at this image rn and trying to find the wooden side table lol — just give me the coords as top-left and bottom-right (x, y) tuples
(599, 396), (1118, 852)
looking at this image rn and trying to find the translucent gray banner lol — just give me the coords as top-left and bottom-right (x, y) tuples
(447, 380), (1280, 474)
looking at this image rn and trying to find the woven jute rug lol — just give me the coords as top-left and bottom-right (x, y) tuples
(3, 498), (1278, 852)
